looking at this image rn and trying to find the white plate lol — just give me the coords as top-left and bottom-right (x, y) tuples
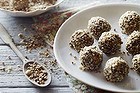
(0, 0), (64, 17)
(54, 3), (140, 92)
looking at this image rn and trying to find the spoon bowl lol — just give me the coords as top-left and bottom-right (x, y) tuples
(23, 61), (51, 87)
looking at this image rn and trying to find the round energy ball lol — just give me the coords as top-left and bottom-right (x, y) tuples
(126, 31), (140, 55)
(104, 57), (129, 82)
(119, 11), (140, 35)
(132, 54), (140, 74)
(69, 29), (94, 52)
(79, 46), (103, 71)
(87, 16), (111, 39)
(98, 32), (122, 55)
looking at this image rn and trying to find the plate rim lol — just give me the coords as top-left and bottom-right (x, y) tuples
(54, 3), (140, 93)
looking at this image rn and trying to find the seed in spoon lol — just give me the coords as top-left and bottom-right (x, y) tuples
(25, 62), (48, 85)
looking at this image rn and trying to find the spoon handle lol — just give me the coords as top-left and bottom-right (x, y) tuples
(0, 23), (27, 63)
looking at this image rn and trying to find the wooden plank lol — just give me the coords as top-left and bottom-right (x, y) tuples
(0, 11), (34, 44)
(0, 45), (68, 87)
(0, 87), (73, 93)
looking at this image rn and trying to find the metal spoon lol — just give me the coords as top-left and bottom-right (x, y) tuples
(0, 23), (51, 87)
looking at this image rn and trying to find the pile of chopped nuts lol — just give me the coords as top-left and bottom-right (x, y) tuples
(17, 11), (73, 51)
(0, 0), (57, 12)
(25, 62), (48, 85)
(18, 33), (47, 51)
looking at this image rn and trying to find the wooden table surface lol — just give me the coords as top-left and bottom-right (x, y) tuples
(0, 0), (139, 93)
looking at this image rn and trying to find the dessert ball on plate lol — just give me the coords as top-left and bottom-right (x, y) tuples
(98, 32), (122, 55)
(126, 31), (140, 55)
(104, 57), (129, 82)
(79, 46), (103, 71)
(87, 16), (111, 39)
(69, 29), (94, 52)
(132, 54), (140, 74)
(119, 11), (140, 35)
